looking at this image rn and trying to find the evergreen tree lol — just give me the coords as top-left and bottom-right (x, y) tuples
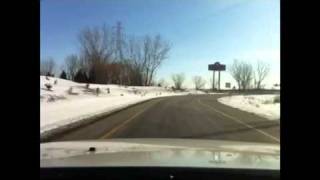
(59, 70), (67, 79)
(74, 69), (88, 83)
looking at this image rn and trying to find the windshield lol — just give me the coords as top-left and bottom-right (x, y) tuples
(40, 0), (280, 169)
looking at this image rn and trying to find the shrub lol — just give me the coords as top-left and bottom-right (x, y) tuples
(273, 95), (280, 103)
(171, 73), (185, 90)
(47, 96), (55, 102)
(68, 87), (73, 94)
(96, 88), (100, 96)
(47, 95), (66, 102)
(262, 99), (273, 104)
(44, 83), (52, 91)
(67, 87), (79, 95)
(133, 89), (139, 94)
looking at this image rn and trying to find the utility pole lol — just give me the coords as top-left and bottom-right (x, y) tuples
(115, 21), (123, 61)
(113, 21), (125, 85)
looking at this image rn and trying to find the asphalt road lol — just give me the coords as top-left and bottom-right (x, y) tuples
(47, 94), (280, 144)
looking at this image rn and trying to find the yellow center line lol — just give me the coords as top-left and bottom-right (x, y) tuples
(198, 99), (280, 143)
(99, 99), (160, 139)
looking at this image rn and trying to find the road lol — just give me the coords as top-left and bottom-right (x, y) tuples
(46, 94), (280, 144)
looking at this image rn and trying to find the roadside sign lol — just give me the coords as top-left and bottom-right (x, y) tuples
(208, 62), (226, 91)
(225, 82), (231, 88)
(208, 64), (213, 70)
(208, 62), (226, 71)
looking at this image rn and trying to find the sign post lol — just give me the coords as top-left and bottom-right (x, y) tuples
(218, 71), (221, 90)
(212, 71), (215, 90)
(208, 62), (226, 91)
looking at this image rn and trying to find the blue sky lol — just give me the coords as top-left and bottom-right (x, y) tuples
(41, 0), (280, 88)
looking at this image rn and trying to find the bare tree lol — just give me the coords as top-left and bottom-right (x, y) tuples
(171, 73), (185, 90)
(254, 61), (270, 89)
(139, 35), (170, 86)
(229, 60), (242, 90)
(41, 57), (56, 76)
(141, 35), (152, 86)
(240, 61), (253, 90)
(229, 60), (253, 90)
(124, 34), (170, 86)
(125, 36), (144, 85)
(64, 54), (79, 80)
(78, 25), (113, 83)
(72, 22), (170, 86)
(147, 35), (170, 86)
(78, 25), (113, 65)
(193, 76), (206, 90)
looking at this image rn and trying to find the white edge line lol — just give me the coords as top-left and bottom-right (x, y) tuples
(198, 99), (280, 143)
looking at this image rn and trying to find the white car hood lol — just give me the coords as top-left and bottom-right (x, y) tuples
(41, 138), (280, 169)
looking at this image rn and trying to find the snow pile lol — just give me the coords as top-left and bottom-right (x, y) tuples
(218, 95), (280, 120)
(40, 76), (197, 134)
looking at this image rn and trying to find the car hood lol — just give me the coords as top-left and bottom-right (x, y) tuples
(40, 138), (280, 169)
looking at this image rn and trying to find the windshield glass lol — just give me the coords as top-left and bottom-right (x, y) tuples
(40, 0), (280, 169)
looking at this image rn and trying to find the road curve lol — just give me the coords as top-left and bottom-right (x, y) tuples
(45, 94), (280, 144)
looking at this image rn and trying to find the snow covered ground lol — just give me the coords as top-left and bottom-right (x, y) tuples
(40, 76), (205, 135)
(218, 95), (280, 120)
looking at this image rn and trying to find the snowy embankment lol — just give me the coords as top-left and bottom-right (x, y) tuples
(40, 76), (205, 135)
(218, 95), (280, 120)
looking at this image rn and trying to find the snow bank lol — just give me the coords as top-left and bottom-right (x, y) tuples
(218, 95), (280, 120)
(40, 76), (198, 135)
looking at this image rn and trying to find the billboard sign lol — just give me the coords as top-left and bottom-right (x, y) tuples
(208, 62), (226, 71)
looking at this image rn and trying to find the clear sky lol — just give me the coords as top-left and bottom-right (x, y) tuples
(41, 0), (280, 88)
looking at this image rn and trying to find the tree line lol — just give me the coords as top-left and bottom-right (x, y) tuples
(170, 60), (271, 91)
(41, 22), (171, 86)
(229, 60), (270, 90)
